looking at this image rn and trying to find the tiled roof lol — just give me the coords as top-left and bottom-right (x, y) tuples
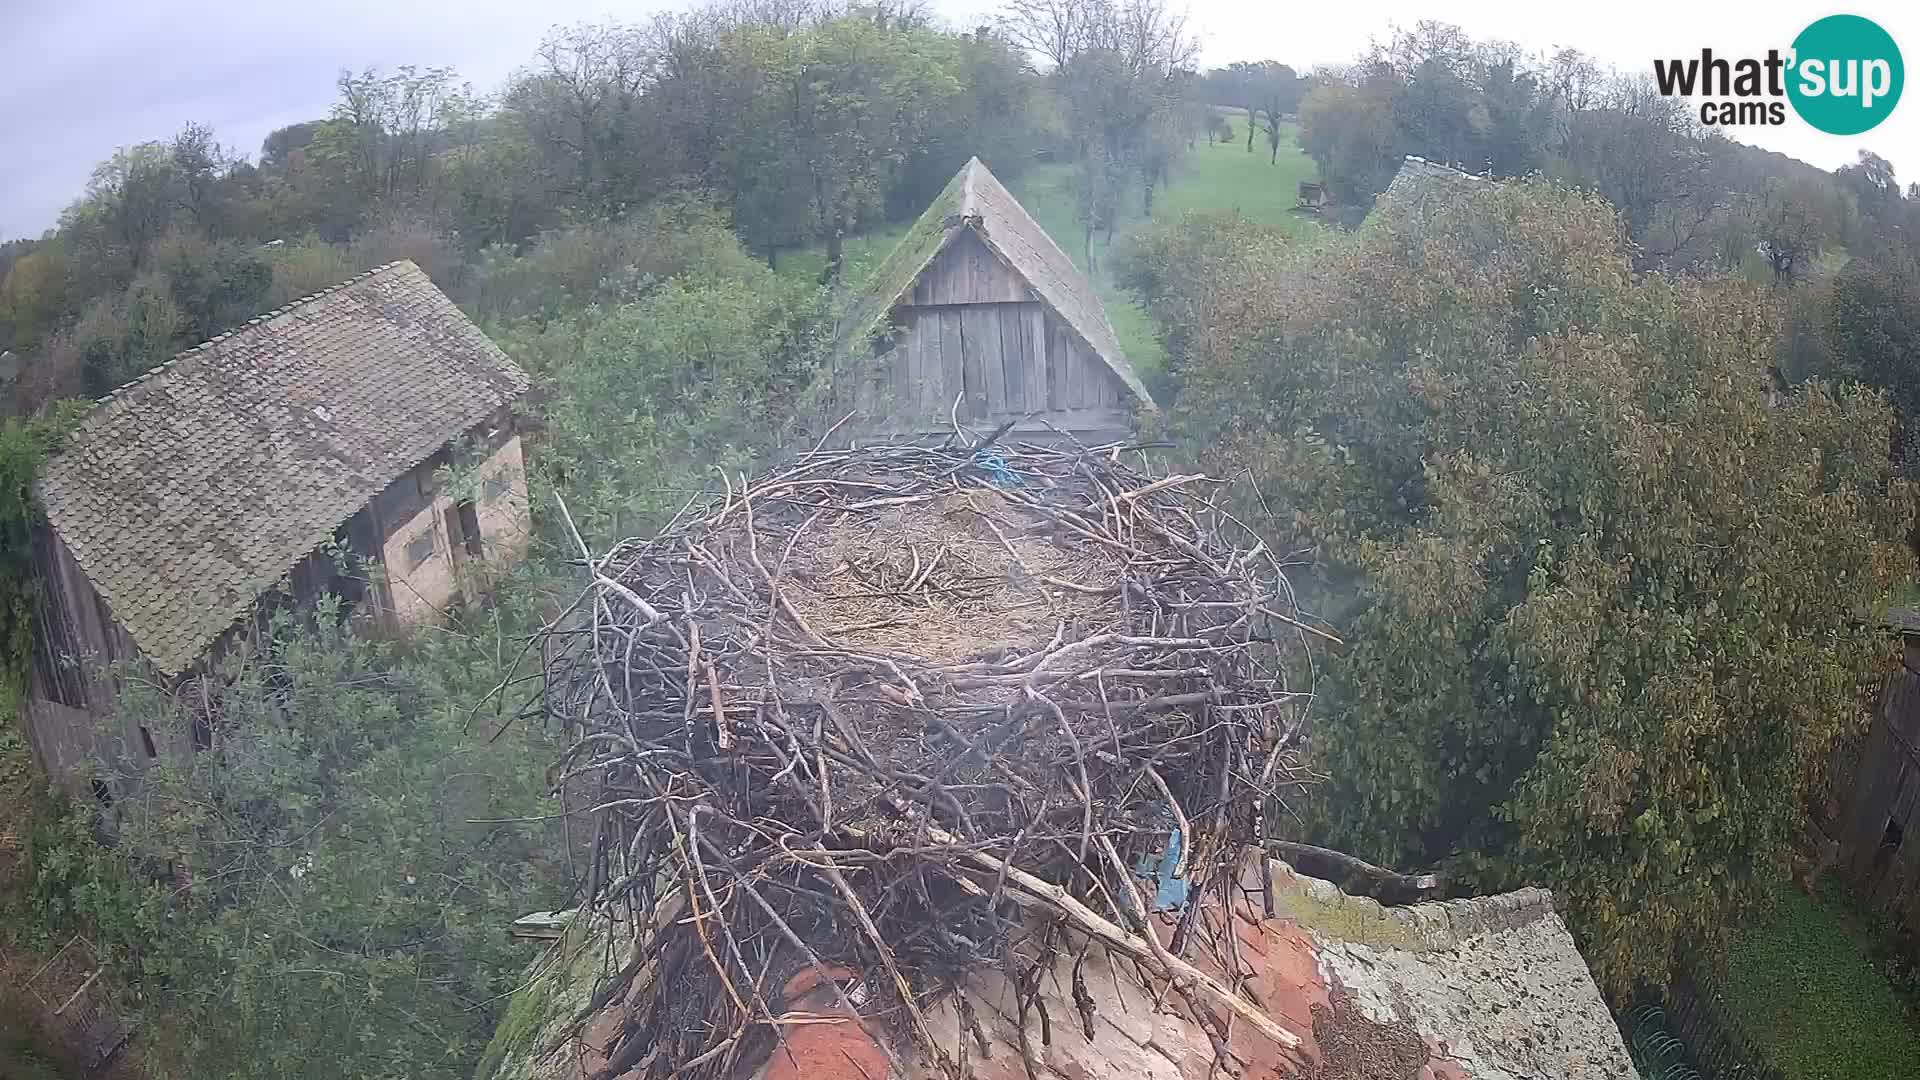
(841, 156), (1152, 405)
(485, 861), (1636, 1080)
(1382, 154), (1490, 200)
(35, 261), (529, 676)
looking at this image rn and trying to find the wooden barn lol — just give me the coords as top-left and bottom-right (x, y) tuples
(1830, 611), (1920, 929)
(25, 260), (532, 789)
(830, 156), (1153, 443)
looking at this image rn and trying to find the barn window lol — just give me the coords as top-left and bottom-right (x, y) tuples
(457, 500), (483, 557)
(482, 471), (511, 502)
(139, 725), (157, 759)
(405, 529), (437, 570)
(1875, 818), (1906, 873)
(89, 778), (114, 808)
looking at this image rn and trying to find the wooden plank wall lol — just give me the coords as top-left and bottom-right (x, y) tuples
(855, 235), (1134, 438)
(909, 231), (1031, 306)
(1838, 666), (1920, 911)
(25, 522), (155, 784)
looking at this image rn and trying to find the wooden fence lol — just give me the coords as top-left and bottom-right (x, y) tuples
(4, 935), (134, 1073)
(1656, 959), (1787, 1080)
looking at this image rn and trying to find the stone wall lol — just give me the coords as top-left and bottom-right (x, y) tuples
(379, 434), (531, 624)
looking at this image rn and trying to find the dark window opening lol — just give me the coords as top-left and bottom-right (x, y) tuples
(405, 529), (436, 570)
(481, 471), (511, 502)
(192, 709), (213, 752)
(139, 725), (157, 759)
(1874, 818), (1905, 873)
(89, 778), (114, 807)
(456, 500), (482, 558)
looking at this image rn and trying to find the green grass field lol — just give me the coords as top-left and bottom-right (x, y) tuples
(784, 126), (1319, 383)
(1722, 884), (1920, 1079)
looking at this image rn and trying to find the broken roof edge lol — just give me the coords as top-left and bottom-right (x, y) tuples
(1267, 858), (1557, 953)
(477, 859), (1616, 1080)
(58, 261), (421, 442)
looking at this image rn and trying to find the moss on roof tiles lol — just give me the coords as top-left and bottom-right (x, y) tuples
(35, 260), (529, 676)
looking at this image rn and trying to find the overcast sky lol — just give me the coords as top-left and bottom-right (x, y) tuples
(4, 0), (1917, 239)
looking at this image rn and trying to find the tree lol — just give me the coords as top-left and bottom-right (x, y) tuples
(1297, 74), (1398, 202)
(785, 14), (962, 282)
(504, 23), (653, 212)
(1787, 254), (1920, 463)
(1002, 0), (1198, 226)
(260, 121), (323, 170)
(61, 142), (185, 280)
(1738, 176), (1852, 283)
(1837, 149), (1900, 225)
(1238, 61), (1303, 165)
(1562, 78), (1722, 265)
(29, 601), (570, 1080)
(1141, 177), (1914, 994)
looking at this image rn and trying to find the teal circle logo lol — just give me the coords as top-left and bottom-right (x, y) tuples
(1788, 15), (1903, 135)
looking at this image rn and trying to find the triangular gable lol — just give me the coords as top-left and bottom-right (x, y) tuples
(841, 157), (1151, 406)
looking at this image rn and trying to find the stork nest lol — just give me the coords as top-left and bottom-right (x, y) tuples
(538, 438), (1327, 1080)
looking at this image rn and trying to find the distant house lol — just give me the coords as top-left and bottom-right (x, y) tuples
(1380, 154), (1489, 203)
(25, 260), (532, 786)
(830, 156), (1152, 444)
(1295, 180), (1332, 212)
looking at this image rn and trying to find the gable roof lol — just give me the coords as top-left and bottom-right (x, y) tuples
(842, 156), (1151, 405)
(36, 261), (529, 676)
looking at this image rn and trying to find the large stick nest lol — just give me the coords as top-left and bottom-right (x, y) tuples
(541, 438), (1326, 1080)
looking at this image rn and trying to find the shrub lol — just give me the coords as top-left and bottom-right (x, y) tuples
(264, 236), (355, 307)
(467, 198), (760, 325)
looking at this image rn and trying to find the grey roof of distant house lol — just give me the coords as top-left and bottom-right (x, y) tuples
(35, 261), (529, 676)
(841, 156), (1151, 405)
(1382, 155), (1490, 200)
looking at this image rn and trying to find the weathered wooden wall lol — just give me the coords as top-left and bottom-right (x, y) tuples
(1836, 663), (1920, 914)
(851, 233), (1134, 440)
(25, 521), (153, 782)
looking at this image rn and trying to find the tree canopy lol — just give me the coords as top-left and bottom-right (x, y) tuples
(1133, 180), (1915, 992)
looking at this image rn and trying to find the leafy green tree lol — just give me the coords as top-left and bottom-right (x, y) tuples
(148, 229), (273, 340)
(502, 265), (821, 536)
(1786, 254), (1920, 463)
(32, 599), (569, 1080)
(790, 14), (963, 283)
(1298, 74), (1399, 202)
(1144, 178), (1914, 993)
(0, 411), (84, 704)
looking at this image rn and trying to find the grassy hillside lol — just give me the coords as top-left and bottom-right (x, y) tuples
(786, 127), (1320, 383)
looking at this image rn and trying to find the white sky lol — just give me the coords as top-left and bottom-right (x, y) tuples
(2, 0), (1916, 237)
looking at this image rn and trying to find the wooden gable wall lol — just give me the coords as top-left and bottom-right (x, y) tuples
(851, 231), (1134, 439)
